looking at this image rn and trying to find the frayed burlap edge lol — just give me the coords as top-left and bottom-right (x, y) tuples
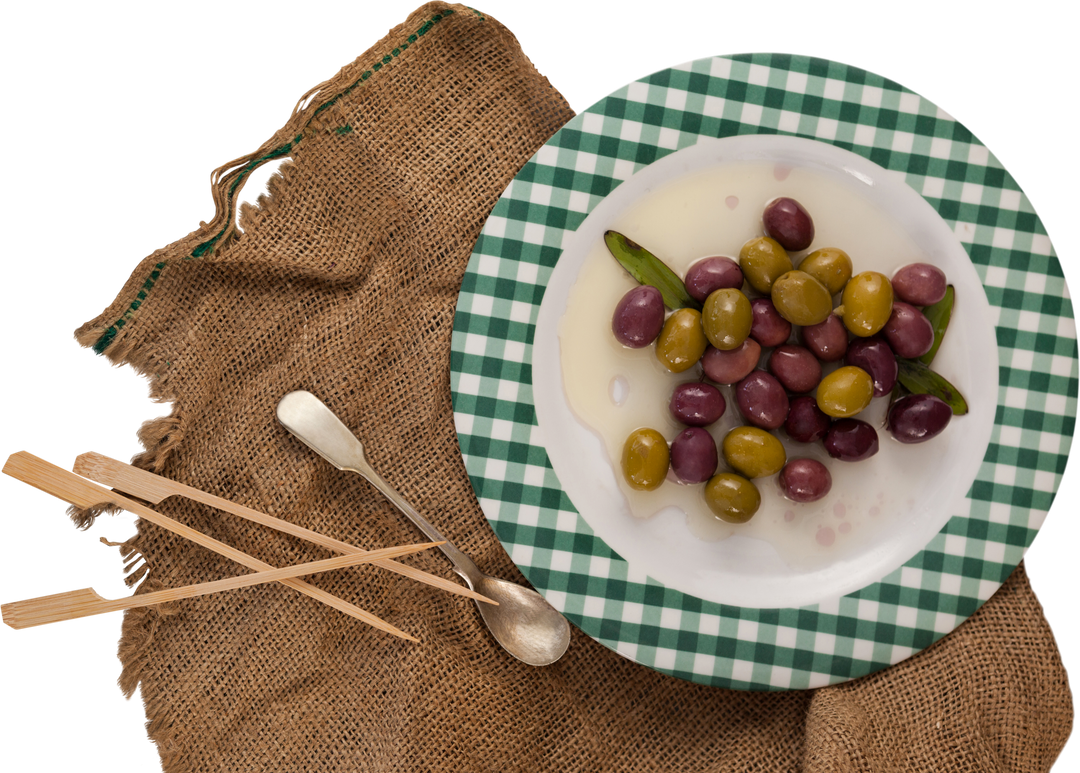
(65, 4), (574, 768)
(75, 3), (470, 363)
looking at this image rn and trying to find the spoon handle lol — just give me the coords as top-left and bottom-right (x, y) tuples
(276, 391), (483, 582)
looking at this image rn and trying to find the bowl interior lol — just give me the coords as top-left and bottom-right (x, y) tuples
(532, 134), (999, 609)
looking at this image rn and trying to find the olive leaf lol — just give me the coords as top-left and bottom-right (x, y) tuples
(919, 285), (954, 365)
(604, 231), (701, 311)
(896, 358), (968, 415)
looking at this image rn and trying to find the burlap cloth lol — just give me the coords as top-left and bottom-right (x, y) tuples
(74, 4), (1072, 771)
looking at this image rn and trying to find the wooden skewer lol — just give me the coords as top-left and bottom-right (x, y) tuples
(73, 452), (496, 606)
(3, 452), (418, 642)
(2, 540), (443, 630)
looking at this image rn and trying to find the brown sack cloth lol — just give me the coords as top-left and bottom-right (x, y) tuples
(76, 4), (1071, 771)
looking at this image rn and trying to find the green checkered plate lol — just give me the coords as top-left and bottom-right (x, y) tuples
(449, 54), (1077, 689)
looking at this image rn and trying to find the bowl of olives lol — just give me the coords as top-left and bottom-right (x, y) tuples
(532, 133), (1000, 610)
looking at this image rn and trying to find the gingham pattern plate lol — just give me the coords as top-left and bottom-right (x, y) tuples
(449, 54), (1077, 689)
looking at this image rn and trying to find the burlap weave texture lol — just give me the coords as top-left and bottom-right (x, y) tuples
(75, 4), (1071, 771)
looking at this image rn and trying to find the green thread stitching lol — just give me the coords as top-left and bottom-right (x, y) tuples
(92, 9), (455, 354)
(93, 263), (165, 353)
(335, 124), (353, 135)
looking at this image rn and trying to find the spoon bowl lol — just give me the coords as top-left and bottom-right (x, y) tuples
(471, 576), (571, 666)
(275, 390), (571, 666)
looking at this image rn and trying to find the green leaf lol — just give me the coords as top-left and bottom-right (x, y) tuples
(919, 285), (954, 365)
(604, 231), (700, 311)
(896, 358), (969, 415)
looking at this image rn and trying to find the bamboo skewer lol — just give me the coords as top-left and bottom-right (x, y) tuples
(73, 452), (496, 605)
(2, 540), (442, 629)
(3, 452), (418, 641)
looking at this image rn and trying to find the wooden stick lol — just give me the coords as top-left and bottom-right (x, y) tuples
(3, 452), (418, 641)
(3, 540), (442, 629)
(73, 452), (495, 605)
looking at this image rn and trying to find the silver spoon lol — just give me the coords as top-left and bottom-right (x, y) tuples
(275, 390), (571, 666)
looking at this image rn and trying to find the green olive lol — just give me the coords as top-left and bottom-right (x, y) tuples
(722, 426), (787, 479)
(622, 428), (670, 491)
(839, 271), (894, 337)
(704, 473), (761, 524)
(816, 366), (874, 418)
(701, 288), (753, 351)
(655, 308), (707, 372)
(739, 236), (793, 294)
(798, 247), (853, 296)
(770, 270), (833, 326)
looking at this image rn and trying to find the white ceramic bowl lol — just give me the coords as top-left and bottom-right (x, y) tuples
(533, 134), (998, 609)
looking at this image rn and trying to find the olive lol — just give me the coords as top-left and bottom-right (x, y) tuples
(701, 340), (761, 384)
(669, 382), (726, 426)
(612, 285), (665, 348)
(704, 473), (761, 524)
(844, 337), (898, 397)
(684, 256), (744, 303)
(655, 308), (707, 372)
(768, 344), (822, 393)
(771, 270), (833, 326)
(702, 288), (753, 351)
(736, 371), (790, 429)
(739, 236), (793, 294)
(892, 263), (947, 306)
(816, 366), (874, 418)
(888, 394), (952, 444)
(839, 272), (894, 337)
(722, 426), (787, 479)
(824, 419), (879, 462)
(670, 427), (719, 483)
(798, 247), (853, 296)
(763, 197), (815, 251)
(784, 395), (831, 443)
(621, 428), (670, 491)
(750, 297), (792, 347)
(779, 459), (832, 503)
(799, 314), (848, 362)
(884, 302), (935, 359)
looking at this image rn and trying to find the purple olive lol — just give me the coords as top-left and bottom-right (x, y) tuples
(779, 458), (832, 503)
(736, 371), (790, 430)
(750, 298), (793, 347)
(799, 314), (848, 362)
(888, 394), (952, 444)
(670, 427), (719, 484)
(768, 344), (822, 394)
(763, 197), (815, 252)
(612, 285), (665, 348)
(844, 337), (898, 397)
(784, 395), (831, 443)
(824, 419), (879, 462)
(892, 263), (947, 306)
(683, 256), (744, 303)
(884, 302), (934, 358)
(669, 382), (726, 427)
(702, 339), (761, 385)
